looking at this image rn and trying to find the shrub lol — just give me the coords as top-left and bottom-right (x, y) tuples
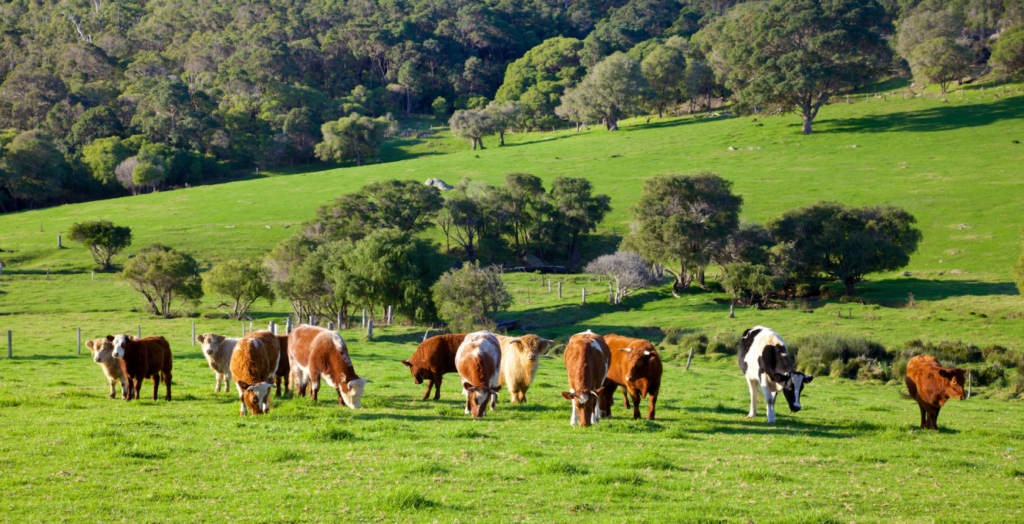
(121, 244), (203, 318)
(968, 363), (1006, 388)
(901, 339), (983, 365)
(795, 284), (814, 298)
(794, 333), (888, 378)
(432, 262), (513, 333)
(68, 220), (133, 271)
(203, 259), (274, 320)
(584, 251), (659, 305)
(723, 262), (780, 306)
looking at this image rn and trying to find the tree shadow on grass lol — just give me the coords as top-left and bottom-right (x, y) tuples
(818, 96), (1024, 134)
(863, 278), (1019, 303)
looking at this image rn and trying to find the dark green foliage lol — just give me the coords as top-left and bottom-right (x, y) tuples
(310, 180), (443, 241)
(0, 130), (69, 211)
(722, 262), (780, 306)
(315, 113), (388, 166)
(549, 177), (612, 267)
(1014, 231), (1024, 296)
(992, 25), (1024, 77)
(68, 220), (132, 271)
(432, 262), (514, 333)
(494, 37), (586, 129)
(121, 244), (204, 318)
(555, 52), (650, 131)
(203, 259), (275, 320)
(793, 333), (888, 378)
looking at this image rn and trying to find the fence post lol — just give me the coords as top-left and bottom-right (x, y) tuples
(328, 321), (334, 331)
(91, 271), (94, 281)
(309, 315), (314, 327)
(548, 279), (551, 293)
(77, 327), (81, 355)
(729, 304), (734, 318)
(241, 322), (245, 337)
(423, 329), (431, 342)
(582, 287), (586, 304)
(558, 282), (562, 298)
(387, 306), (393, 325)
(249, 321), (253, 333)
(286, 317), (292, 334)
(192, 322), (196, 345)
(362, 309), (366, 328)
(58, 235), (62, 249)
(367, 319), (374, 340)
(137, 325), (141, 338)
(7, 330), (10, 358)
(685, 347), (694, 371)
(337, 311), (343, 330)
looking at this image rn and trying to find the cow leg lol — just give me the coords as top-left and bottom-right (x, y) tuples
(119, 377), (128, 400)
(621, 387), (630, 409)
(761, 381), (776, 424)
(465, 395), (472, 415)
(284, 373), (290, 397)
(164, 371), (172, 401)
(746, 378), (759, 418)
(310, 374), (320, 402)
(598, 382), (615, 418)
(646, 392), (658, 421)
(916, 400), (927, 429)
(235, 382), (246, 416)
(151, 374), (161, 401)
(337, 387), (346, 407)
(929, 407), (941, 430)
(521, 391), (527, 403)
(630, 391), (643, 420)
(434, 375), (443, 401)
(490, 391), (498, 411)
(215, 373), (222, 393)
(570, 399), (579, 426)
(108, 378), (117, 399)
(275, 375), (282, 398)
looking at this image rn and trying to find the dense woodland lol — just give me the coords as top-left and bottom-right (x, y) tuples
(0, 0), (1022, 212)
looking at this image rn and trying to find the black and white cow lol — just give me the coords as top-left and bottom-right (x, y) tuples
(738, 326), (813, 424)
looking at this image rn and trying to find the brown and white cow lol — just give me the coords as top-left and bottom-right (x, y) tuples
(288, 325), (372, 408)
(230, 331), (281, 416)
(402, 333), (466, 400)
(495, 334), (552, 404)
(275, 335), (290, 397)
(195, 333), (239, 393)
(109, 334), (173, 402)
(905, 354), (967, 430)
(85, 338), (127, 399)
(561, 330), (610, 427)
(455, 331), (502, 418)
(600, 334), (663, 420)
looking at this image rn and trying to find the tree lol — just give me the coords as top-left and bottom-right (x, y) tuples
(82, 137), (130, 186)
(439, 179), (488, 261)
(431, 262), (514, 332)
(769, 202), (923, 295)
(499, 173), (546, 257)
(908, 37), (973, 97)
(549, 177), (612, 267)
(0, 130), (68, 210)
(448, 109), (494, 150)
(121, 244), (204, 317)
(68, 220), (133, 271)
(623, 172), (743, 293)
(283, 107), (319, 163)
(432, 97), (451, 120)
(992, 25), (1024, 78)
(310, 179), (443, 240)
(714, 0), (892, 134)
(71, 107), (123, 146)
(494, 37), (586, 128)
(642, 37), (687, 118)
(204, 259), (275, 320)
(315, 113), (388, 166)
(584, 251), (660, 305)
(484, 101), (522, 146)
(555, 52), (650, 131)
(115, 157), (142, 196)
(723, 262), (781, 307)
(895, 8), (964, 61)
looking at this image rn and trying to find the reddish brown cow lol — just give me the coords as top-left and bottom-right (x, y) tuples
(288, 325), (372, 408)
(402, 333), (466, 400)
(906, 354), (967, 430)
(561, 331), (610, 427)
(600, 334), (663, 420)
(455, 331), (502, 418)
(109, 334), (173, 402)
(231, 331), (281, 416)
(275, 335), (290, 397)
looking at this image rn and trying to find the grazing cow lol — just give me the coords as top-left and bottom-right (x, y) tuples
(230, 331), (281, 416)
(275, 335), (290, 397)
(402, 334), (466, 401)
(455, 331), (502, 418)
(85, 338), (127, 399)
(738, 326), (813, 424)
(109, 334), (173, 402)
(495, 334), (552, 403)
(288, 325), (372, 408)
(600, 334), (663, 420)
(561, 331), (611, 427)
(905, 355), (967, 430)
(195, 333), (239, 393)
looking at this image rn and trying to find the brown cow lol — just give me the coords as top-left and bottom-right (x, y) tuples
(560, 331), (610, 427)
(905, 355), (967, 430)
(275, 335), (290, 397)
(231, 331), (281, 416)
(288, 325), (372, 408)
(600, 334), (663, 420)
(109, 334), (172, 402)
(455, 331), (502, 418)
(402, 333), (466, 400)
(86, 338), (127, 399)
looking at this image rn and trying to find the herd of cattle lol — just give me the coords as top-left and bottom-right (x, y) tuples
(84, 324), (969, 429)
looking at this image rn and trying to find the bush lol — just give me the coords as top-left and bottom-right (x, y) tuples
(706, 332), (739, 356)
(121, 244), (203, 318)
(795, 284), (814, 298)
(432, 262), (513, 333)
(663, 329), (708, 354)
(723, 262), (780, 306)
(794, 333), (888, 378)
(203, 259), (274, 320)
(969, 363), (1006, 388)
(68, 220), (133, 271)
(901, 339), (983, 365)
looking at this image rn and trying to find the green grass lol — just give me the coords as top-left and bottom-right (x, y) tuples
(1, 80), (1024, 521)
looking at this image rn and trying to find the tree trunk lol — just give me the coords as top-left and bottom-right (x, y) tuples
(844, 278), (857, 296)
(801, 114), (814, 135)
(471, 139), (477, 150)
(698, 267), (705, 286)
(355, 148), (363, 166)
(607, 120), (619, 131)
(478, 137), (485, 150)
(406, 91), (411, 117)
(499, 130), (504, 146)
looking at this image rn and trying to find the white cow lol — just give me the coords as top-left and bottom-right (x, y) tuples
(196, 333), (240, 392)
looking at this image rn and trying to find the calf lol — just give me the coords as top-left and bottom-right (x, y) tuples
(402, 334), (466, 400)
(905, 354), (966, 430)
(561, 331), (610, 427)
(455, 331), (502, 418)
(600, 334), (663, 420)
(275, 335), (290, 397)
(738, 326), (812, 424)
(495, 334), (551, 403)
(230, 331), (281, 416)
(288, 325), (372, 408)
(109, 334), (173, 402)
(85, 338), (127, 399)
(195, 333), (239, 393)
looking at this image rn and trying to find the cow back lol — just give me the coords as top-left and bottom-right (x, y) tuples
(412, 333), (465, 374)
(287, 325), (323, 368)
(564, 332), (609, 392)
(455, 332), (500, 387)
(231, 332), (281, 387)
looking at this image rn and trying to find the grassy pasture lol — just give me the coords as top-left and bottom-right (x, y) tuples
(1, 81), (1024, 522)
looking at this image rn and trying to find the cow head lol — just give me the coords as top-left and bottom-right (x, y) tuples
(401, 360), (431, 385)
(779, 372), (813, 412)
(108, 334), (131, 359)
(618, 344), (658, 382)
(561, 388), (605, 427)
(509, 335), (552, 363)
(939, 368), (968, 400)
(339, 378), (373, 409)
(86, 339), (115, 364)
(197, 333), (225, 357)
(242, 382), (274, 415)
(463, 382), (500, 418)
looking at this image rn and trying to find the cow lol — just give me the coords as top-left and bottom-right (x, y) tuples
(561, 331), (610, 427)
(600, 334), (663, 420)
(275, 335), (290, 397)
(495, 334), (552, 403)
(402, 333), (466, 401)
(109, 334), (173, 402)
(738, 326), (812, 424)
(288, 325), (372, 408)
(85, 338), (127, 399)
(455, 331), (502, 418)
(195, 333), (239, 393)
(230, 331), (281, 416)
(905, 355), (967, 430)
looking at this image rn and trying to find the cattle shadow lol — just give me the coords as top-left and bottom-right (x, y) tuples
(819, 96), (1024, 134)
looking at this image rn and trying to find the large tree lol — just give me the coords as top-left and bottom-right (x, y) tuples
(310, 179), (443, 240)
(203, 259), (275, 320)
(549, 176), (612, 267)
(555, 52), (650, 131)
(315, 113), (388, 166)
(714, 0), (892, 134)
(499, 173), (546, 257)
(448, 109), (494, 150)
(769, 202), (923, 295)
(68, 220), (133, 271)
(623, 172), (743, 293)
(121, 244), (204, 317)
(641, 37), (688, 118)
(992, 25), (1024, 78)
(0, 130), (69, 211)
(908, 37), (973, 97)
(431, 262), (514, 333)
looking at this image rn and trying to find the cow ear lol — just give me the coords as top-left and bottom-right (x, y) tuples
(938, 369), (955, 379)
(86, 340), (95, 350)
(463, 381), (474, 391)
(106, 335), (114, 342)
(560, 391), (574, 401)
(492, 385), (501, 393)
(594, 387), (605, 395)
(803, 375), (814, 383)
(401, 360), (413, 368)
(195, 335), (204, 344)
(539, 339), (552, 352)
(618, 347), (631, 352)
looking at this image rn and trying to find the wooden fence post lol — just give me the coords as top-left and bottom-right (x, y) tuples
(91, 271), (94, 281)
(137, 326), (141, 338)
(729, 304), (734, 318)
(582, 287), (587, 304)
(241, 322), (246, 337)
(328, 321), (334, 331)
(286, 317), (292, 334)
(249, 321), (253, 333)
(558, 282), (562, 298)
(77, 327), (81, 355)
(387, 306), (393, 325)
(192, 322), (196, 345)
(7, 330), (11, 358)
(58, 235), (62, 249)
(685, 347), (694, 371)
(337, 311), (343, 330)
(548, 279), (551, 293)
(309, 315), (314, 327)
(367, 319), (374, 340)
(362, 309), (367, 328)
(423, 329), (431, 342)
